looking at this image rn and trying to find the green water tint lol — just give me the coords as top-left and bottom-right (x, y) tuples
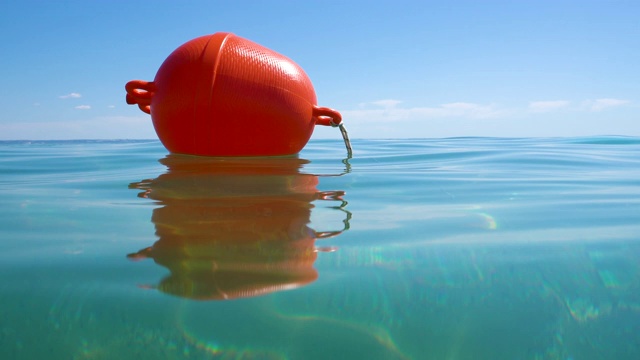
(0, 138), (639, 359)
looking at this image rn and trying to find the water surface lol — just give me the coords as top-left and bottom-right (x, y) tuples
(1, 137), (639, 359)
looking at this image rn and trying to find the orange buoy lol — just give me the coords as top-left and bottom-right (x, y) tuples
(126, 32), (350, 157)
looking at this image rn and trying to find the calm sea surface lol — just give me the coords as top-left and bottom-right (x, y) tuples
(1, 137), (639, 359)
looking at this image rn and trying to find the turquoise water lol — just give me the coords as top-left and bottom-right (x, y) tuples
(1, 137), (639, 359)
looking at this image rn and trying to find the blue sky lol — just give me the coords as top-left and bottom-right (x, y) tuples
(0, 0), (638, 140)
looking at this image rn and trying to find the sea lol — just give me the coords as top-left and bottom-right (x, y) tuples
(0, 137), (639, 360)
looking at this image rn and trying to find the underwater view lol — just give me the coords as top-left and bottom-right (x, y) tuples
(0, 137), (639, 359)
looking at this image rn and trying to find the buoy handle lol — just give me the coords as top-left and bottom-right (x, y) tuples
(313, 106), (352, 157)
(125, 80), (156, 114)
(313, 106), (342, 127)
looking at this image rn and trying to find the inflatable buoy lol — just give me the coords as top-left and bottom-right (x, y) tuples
(126, 32), (351, 157)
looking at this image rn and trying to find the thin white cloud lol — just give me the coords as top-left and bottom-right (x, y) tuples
(74, 105), (91, 110)
(0, 116), (156, 140)
(344, 100), (505, 124)
(59, 93), (82, 99)
(586, 98), (630, 111)
(528, 100), (570, 112)
(324, 97), (637, 138)
(370, 99), (402, 108)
